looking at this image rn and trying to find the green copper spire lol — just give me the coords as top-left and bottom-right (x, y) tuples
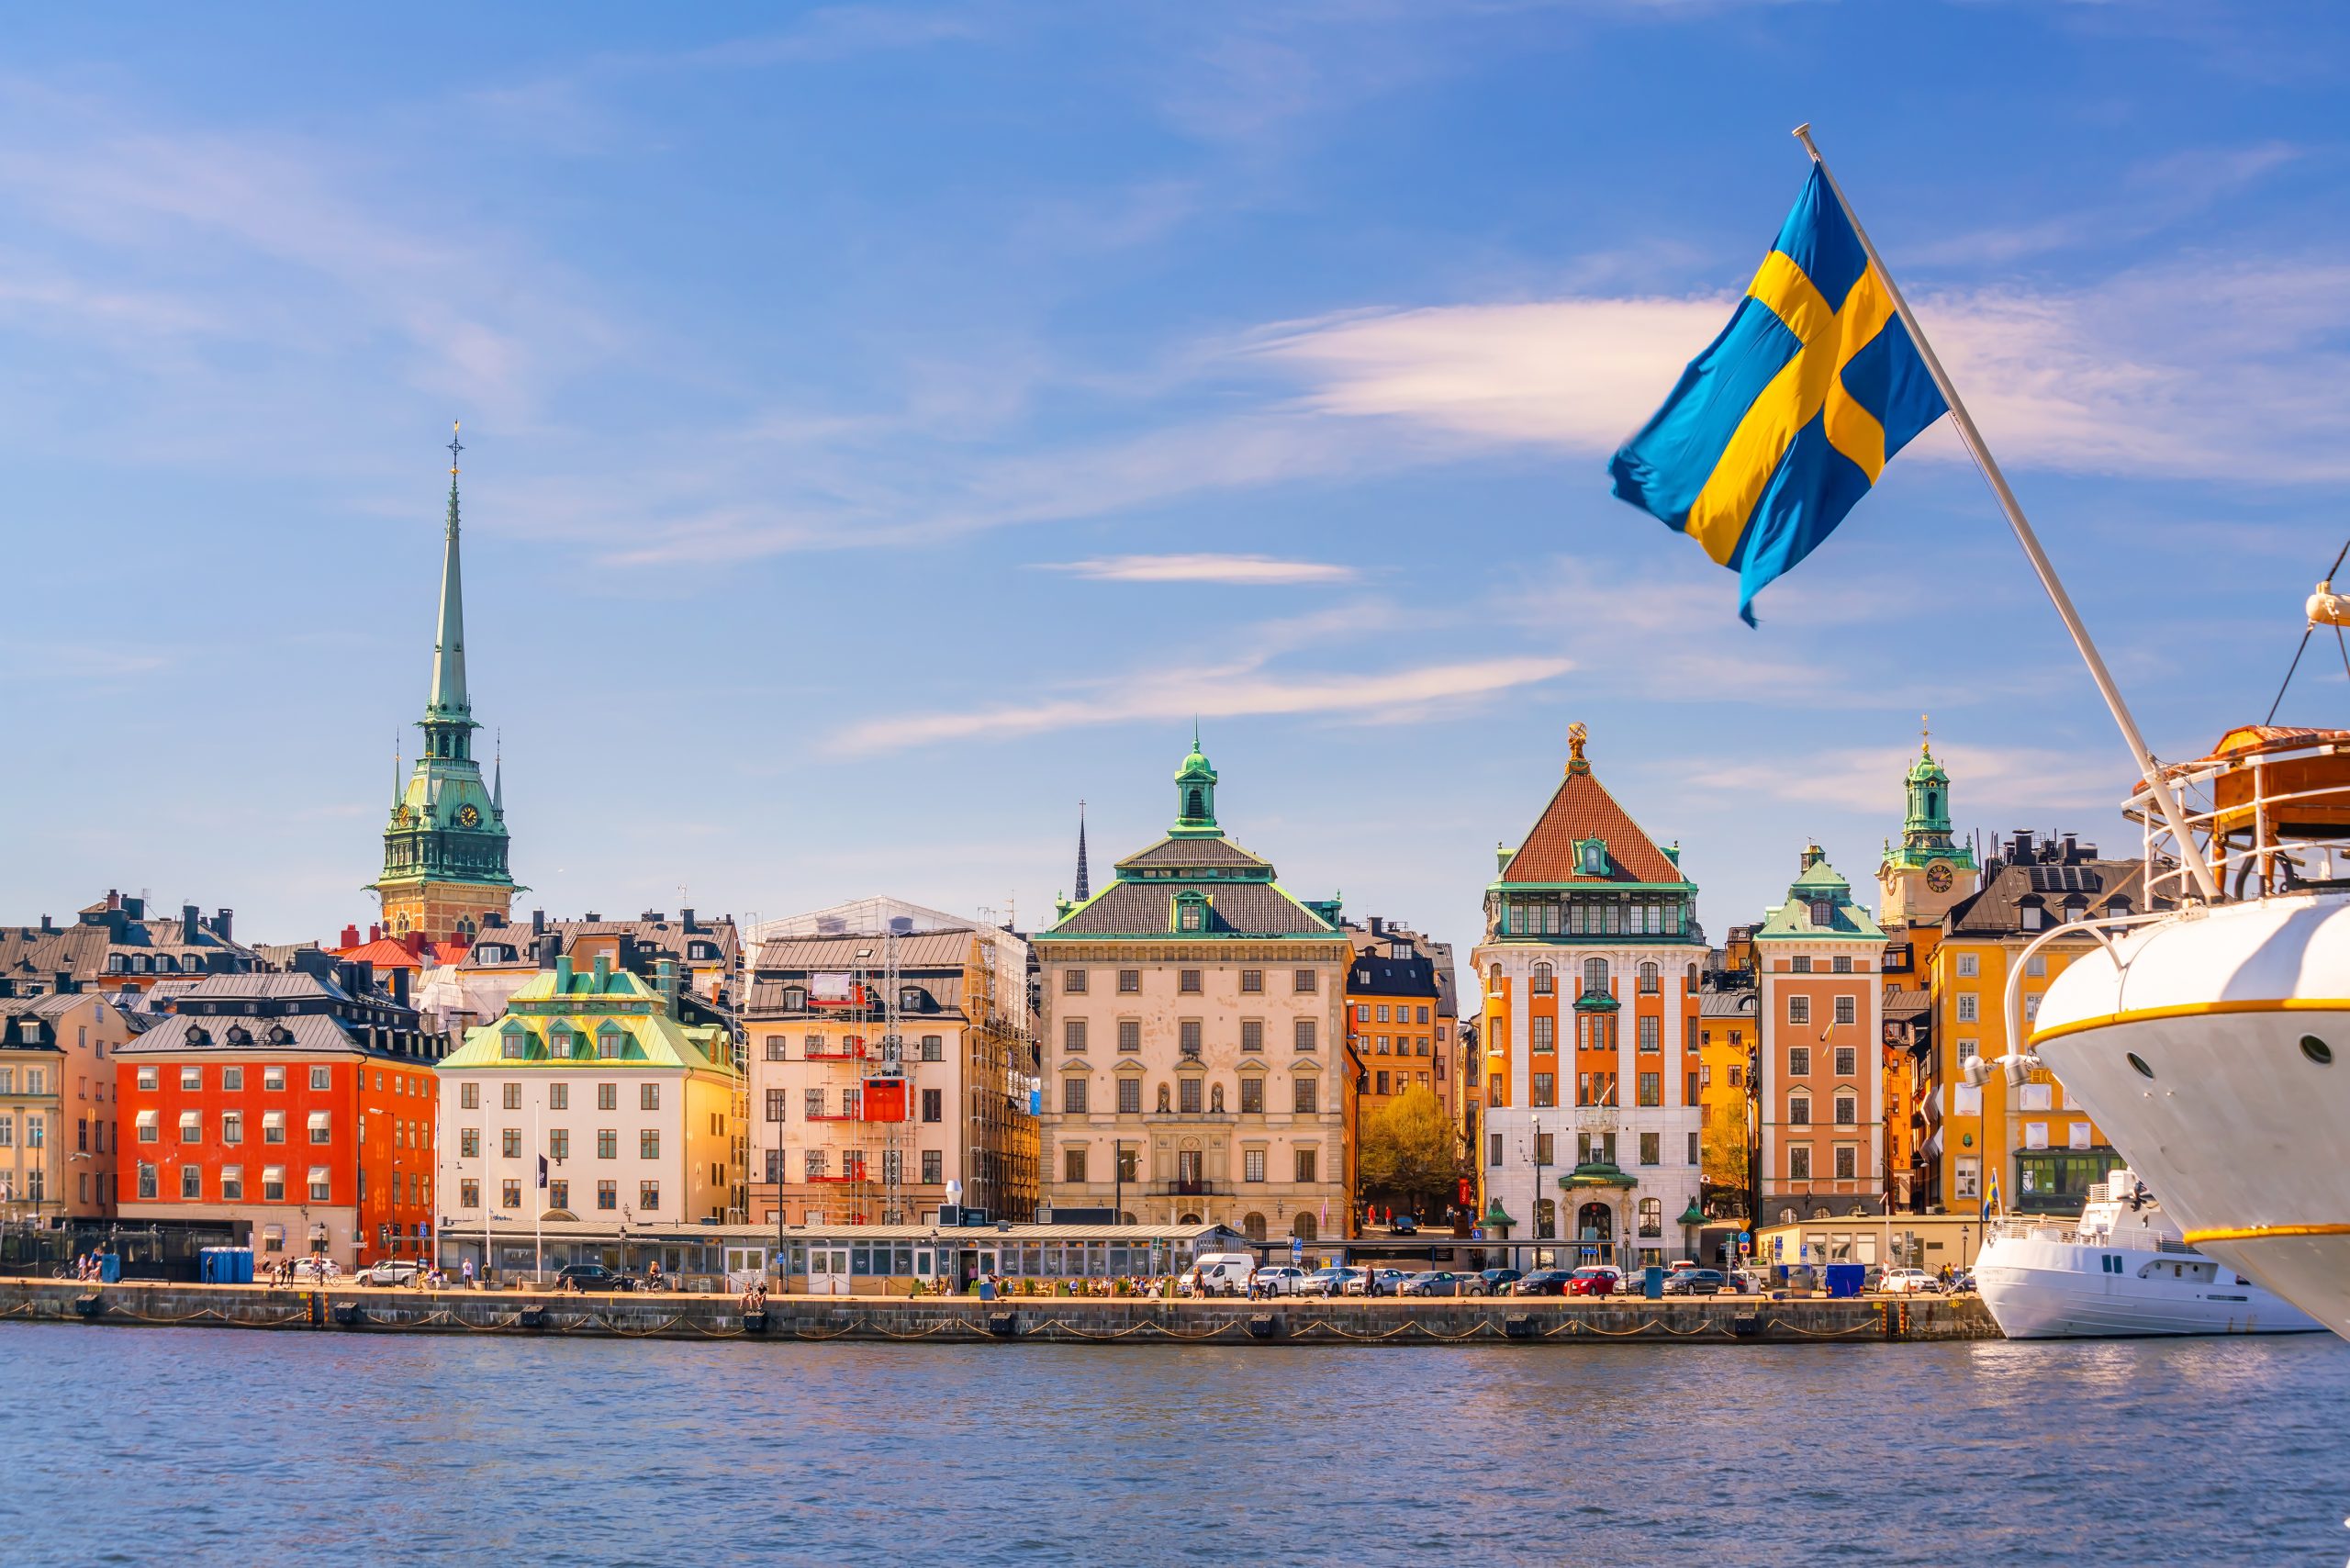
(1172, 729), (1220, 837)
(427, 422), (471, 724)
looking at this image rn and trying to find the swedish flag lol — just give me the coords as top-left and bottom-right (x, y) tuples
(1610, 167), (1948, 624)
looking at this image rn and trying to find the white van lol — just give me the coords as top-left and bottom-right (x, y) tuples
(1181, 1253), (1258, 1297)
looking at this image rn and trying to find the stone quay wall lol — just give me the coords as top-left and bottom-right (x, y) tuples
(0, 1281), (1999, 1346)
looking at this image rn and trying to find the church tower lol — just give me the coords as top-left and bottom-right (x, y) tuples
(1877, 719), (1976, 933)
(370, 427), (516, 941)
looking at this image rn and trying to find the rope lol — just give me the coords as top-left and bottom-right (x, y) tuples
(2263, 532), (2350, 722)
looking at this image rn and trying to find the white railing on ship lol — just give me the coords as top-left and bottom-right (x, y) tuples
(2123, 738), (2350, 906)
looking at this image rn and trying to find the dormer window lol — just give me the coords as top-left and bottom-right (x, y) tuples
(1173, 890), (1210, 934)
(784, 986), (806, 1011)
(1809, 900), (1834, 926)
(597, 1024), (623, 1059)
(500, 1022), (528, 1059)
(900, 987), (922, 1012)
(1580, 839), (1606, 876)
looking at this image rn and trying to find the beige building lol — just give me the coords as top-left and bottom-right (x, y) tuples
(1034, 737), (1349, 1243)
(436, 946), (742, 1275)
(744, 903), (1036, 1227)
(0, 990), (139, 1222)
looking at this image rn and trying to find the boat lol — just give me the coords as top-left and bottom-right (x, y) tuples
(2026, 724), (2350, 1341)
(1975, 1167), (2323, 1338)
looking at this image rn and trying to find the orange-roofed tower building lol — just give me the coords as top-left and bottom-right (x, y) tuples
(1472, 724), (1707, 1271)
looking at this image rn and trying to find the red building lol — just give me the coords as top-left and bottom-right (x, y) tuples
(116, 958), (444, 1271)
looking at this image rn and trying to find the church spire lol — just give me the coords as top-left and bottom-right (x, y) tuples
(493, 728), (504, 815)
(427, 422), (470, 722)
(1073, 800), (1091, 902)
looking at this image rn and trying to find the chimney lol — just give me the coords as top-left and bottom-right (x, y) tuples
(536, 935), (561, 969)
(106, 890), (121, 912)
(2061, 833), (2079, 862)
(212, 909), (233, 942)
(1369, 916), (1385, 937)
(182, 903), (200, 942)
(353, 960), (375, 997)
(370, 923), (383, 944)
(656, 957), (678, 1014)
(123, 895), (144, 920)
(532, 908), (546, 935)
(54, 970), (74, 995)
(341, 924), (361, 948)
(592, 953), (612, 989)
(554, 954), (575, 992)
(39, 914), (50, 933)
(0, 979), (12, 999)
(391, 967), (410, 1008)
(680, 907), (696, 932)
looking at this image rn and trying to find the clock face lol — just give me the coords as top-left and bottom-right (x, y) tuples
(1925, 862), (1953, 893)
(456, 804), (482, 828)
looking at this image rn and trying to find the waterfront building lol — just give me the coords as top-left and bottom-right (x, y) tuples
(1473, 726), (1706, 1270)
(1913, 832), (2154, 1215)
(0, 893), (253, 997)
(744, 905), (1036, 1227)
(0, 989), (140, 1225)
(1753, 846), (1889, 1226)
(1034, 735), (1349, 1242)
(1695, 979), (1756, 1213)
(370, 439), (515, 944)
(413, 908), (738, 1035)
(116, 958), (445, 1269)
(1339, 917), (1459, 1226)
(435, 938), (742, 1275)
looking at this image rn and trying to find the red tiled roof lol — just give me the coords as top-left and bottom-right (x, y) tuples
(1501, 766), (1684, 885)
(329, 937), (427, 970)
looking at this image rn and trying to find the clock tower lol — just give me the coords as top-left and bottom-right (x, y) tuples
(370, 427), (516, 942)
(1877, 719), (1976, 934)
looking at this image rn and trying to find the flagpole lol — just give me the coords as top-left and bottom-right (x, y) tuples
(1791, 124), (2222, 902)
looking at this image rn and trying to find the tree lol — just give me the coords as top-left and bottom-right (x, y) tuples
(1701, 1111), (1749, 1216)
(1356, 1087), (1463, 1215)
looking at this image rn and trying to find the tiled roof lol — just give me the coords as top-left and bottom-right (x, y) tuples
(1046, 880), (1337, 939)
(330, 937), (428, 970)
(1115, 835), (1269, 870)
(1945, 857), (2152, 935)
(124, 1013), (365, 1056)
(747, 973), (969, 1018)
(1697, 988), (1757, 1018)
(752, 931), (975, 973)
(1499, 767), (1686, 886)
(1882, 987), (1930, 1019)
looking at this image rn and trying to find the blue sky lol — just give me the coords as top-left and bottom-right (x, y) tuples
(5, 3), (2347, 965)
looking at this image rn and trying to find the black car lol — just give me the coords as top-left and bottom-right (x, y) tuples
(1662, 1267), (1728, 1296)
(1388, 1215), (1419, 1235)
(1512, 1269), (1576, 1296)
(555, 1263), (634, 1293)
(1473, 1268), (1524, 1296)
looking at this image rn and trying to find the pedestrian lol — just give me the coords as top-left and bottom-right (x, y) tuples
(462, 1257), (476, 1291)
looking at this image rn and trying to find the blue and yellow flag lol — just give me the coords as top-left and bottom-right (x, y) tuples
(1610, 167), (1948, 624)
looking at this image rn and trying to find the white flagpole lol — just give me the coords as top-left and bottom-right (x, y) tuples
(1792, 124), (2222, 902)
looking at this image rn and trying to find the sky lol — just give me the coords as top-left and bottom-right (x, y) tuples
(4, 2), (2348, 969)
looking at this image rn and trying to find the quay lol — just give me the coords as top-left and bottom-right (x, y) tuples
(0, 1280), (1998, 1345)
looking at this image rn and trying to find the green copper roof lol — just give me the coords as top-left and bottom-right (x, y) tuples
(441, 968), (733, 1073)
(428, 435), (470, 724)
(1755, 846), (1886, 942)
(1676, 1200), (1708, 1227)
(1559, 1160), (1638, 1190)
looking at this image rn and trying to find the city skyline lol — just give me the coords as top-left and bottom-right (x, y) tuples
(4, 5), (2346, 961)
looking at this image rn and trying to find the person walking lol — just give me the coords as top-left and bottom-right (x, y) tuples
(462, 1257), (476, 1291)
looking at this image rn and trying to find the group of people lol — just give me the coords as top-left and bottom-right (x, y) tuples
(66, 1253), (106, 1282)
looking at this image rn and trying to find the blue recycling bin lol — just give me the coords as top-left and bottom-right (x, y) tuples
(97, 1253), (122, 1284)
(1643, 1265), (1664, 1299)
(1825, 1262), (1864, 1298)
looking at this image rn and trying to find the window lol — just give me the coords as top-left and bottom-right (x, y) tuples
(1531, 1016), (1554, 1053)
(1062, 1079), (1088, 1115)
(1240, 969), (1263, 993)
(1063, 1146), (1088, 1183)
(460, 1082), (480, 1110)
(1958, 1038), (1980, 1065)
(1833, 995), (1856, 1026)
(599, 1083), (617, 1112)
(1294, 1147), (1317, 1182)
(263, 1066), (285, 1092)
(597, 1026), (621, 1060)
(309, 1067), (330, 1091)
(1293, 1076), (1318, 1114)
(1956, 993), (1979, 1023)
(263, 1110), (285, 1145)
(1955, 1159), (1980, 1199)
(1793, 956), (1813, 974)
(923, 1150), (943, 1183)
(308, 1111), (331, 1145)
(1179, 969), (1203, 993)
(1116, 1020), (1141, 1055)
(461, 1128), (480, 1157)
(136, 1065), (158, 1092)
(1834, 1095), (1856, 1126)
(1180, 1079), (1203, 1114)
(804, 1088), (826, 1121)
(502, 1129), (522, 1159)
(641, 1084), (660, 1112)
(503, 1082), (522, 1111)
(1531, 1072), (1555, 1107)
(1177, 903), (1203, 933)
(1293, 1020), (1316, 1052)
(1788, 1047), (1811, 1078)
(1787, 995), (1810, 1025)
(639, 1182), (660, 1212)
(1788, 1146), (1811, 1181)
(263, 1166), (285, 1201)
(219, 1166), (243, 1201)
(1532, 964), (1554, 997)
(1375, 1004), (1390, 1024)
(1063, 1020), (1088, 1055)
(1788, 1094), (1811, 1126)
(1638, 1016), (1659, 1053)
(1180, 1021), (1203, 1056)
(178, 1065), (202, 1091)
(923, 1088), (943, 1124)
(765, 1035), (788, 1061)
(549, 1179), (569, 1211)
(1064, 969), (1087, 993)
(178, 1111), (201, 1145)
(550, 1129), (570, 1161)
(640, 1130), (660, 1159)
(1582, 958), (1609, 997)
(1117, 1079), (1142, 1115)
(1240, 1077), (1263, 1113)
(1638, 1072), (1660, 1107)
(1240, 1020), (1263, 1054)
(1956, 953), (1980, 978)
(308, 1167), (331, 1202)
(804, 1150), (826, 1181)
(2025, 954), (2047, 979)
(221, 1112), (242, 1146)
(921, 1036), (943, 1062)
(1117, 969), (1140, 993)
(223, 1067), (241, 1092)
(1293, 969), (1316, 993)
(1834, 1146), (1857, 1181)
(1489, 1132), (1504, 1168)
(1245, 1148), (1266, 1183)
(1638, 962), (1659, 995)
(1834, 1047), (1856, 1077)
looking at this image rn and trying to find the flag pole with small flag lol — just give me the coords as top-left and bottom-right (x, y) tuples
(1608, 125), (2220, 900)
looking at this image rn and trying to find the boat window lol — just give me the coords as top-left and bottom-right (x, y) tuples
(2300, 1035), (2333, 1066)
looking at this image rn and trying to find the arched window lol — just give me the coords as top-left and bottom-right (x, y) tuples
(1638, 962), (1659, 994)
(1926, 790), (1939, 817)
(1685, 963), (1698, 990)
(1157, 1083), (1171, 1113)
(1531, 963), (1554, 996)
(1243, 1212), (1267, 1242)
(1582, 958), (1609, 998)
(1186, 787), (1205, 819)
(1639, 1197), (1662, 1237)
(1487, 964), (1503, 995)
(1210, 1083), (1225, 1113)
(1290, 1213), (1317, 1242)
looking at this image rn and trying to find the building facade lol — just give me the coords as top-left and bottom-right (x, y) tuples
(1340, 917), (1458, 1226)
(2, 893), (253, 998)
(116, 962), (444, 1266)
(1474, 727), (1707, 1269)
(1913, 833), (2153, 1215)
(1034, 737), (1349, 1242)
(436, 945), (740, 1272)
(1695, 980), (1756, 1214)
(372, 440), (515, 943)
(1754, 846), (1889, 1226)
(745, 916), (1036, 1227)
(0, 990), (140, 1224)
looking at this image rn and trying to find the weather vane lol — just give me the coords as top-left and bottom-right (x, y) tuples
(448, 420), (464, 476)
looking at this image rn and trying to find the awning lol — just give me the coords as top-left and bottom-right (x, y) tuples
(1676, 1200), (1707, 1227)
(1572, 993), (1622, 1013)
(1559, 1160), (1638, 1190)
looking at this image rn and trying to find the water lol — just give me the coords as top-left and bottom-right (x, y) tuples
(3, 1326), (2345, 1565)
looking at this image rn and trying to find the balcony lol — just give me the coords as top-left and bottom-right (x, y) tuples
(1156, 1178), (1222, 1198)
(807, 1160), (869, 1184)
(805, 1038), (868, 1061)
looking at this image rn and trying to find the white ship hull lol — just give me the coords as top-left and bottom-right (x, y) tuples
(1975, 1232), (2322, 1338)
(2033, 893), (2350, 1340)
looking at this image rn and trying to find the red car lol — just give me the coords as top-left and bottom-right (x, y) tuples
(1565, 1266), (1624, 1297)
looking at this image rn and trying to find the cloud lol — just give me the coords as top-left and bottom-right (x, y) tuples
(1687, 743), (2124, 820)
(1040, 553), (1360, 585)
(825, 653), (1571, 756)
(1909, 140), (2303, 266)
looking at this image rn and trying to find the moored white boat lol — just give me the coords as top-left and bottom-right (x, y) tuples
(1975, 1169), (2322, 1338)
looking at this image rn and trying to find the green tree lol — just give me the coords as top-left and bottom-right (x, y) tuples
(1356, 1087), (1463, 1215)
(1702, 1112), (1749, 1216)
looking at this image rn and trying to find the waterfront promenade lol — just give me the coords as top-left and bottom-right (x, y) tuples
(0, 1278), (1995, 1344)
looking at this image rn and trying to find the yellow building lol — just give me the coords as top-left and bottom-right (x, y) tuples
(1917, 832), (2153, 1215)
(1695, 981), (1755, 1209)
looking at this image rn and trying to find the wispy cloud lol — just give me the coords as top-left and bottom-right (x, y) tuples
(1909, 140), (2304, 266)
(1040, 553), (1360, 585)
(1685, 743), (2124, 821)
(826, 653), (1571, 756)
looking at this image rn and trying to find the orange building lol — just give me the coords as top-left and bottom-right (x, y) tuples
(1340, 917), (1458, 1226)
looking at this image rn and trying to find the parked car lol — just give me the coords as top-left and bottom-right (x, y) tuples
(1251, 1266), (1311, 1297)
(1951, 1272), (1977, 1294)
(1399, 1271), (1470, 1297)
(1344, 1267), (1411, 1297)
(555, 1263), (635, 1293)
(1512, 1269), (1577, 1296)
(289, 1256), (340, 1283)
(1730, 1268), (1768, 1294)
(360, 1260), (421, 1288)
(1301, 1267), (1352, 1297)
(1388, 1215), (1419, 1235)
(1662, 1267), (1727, 1296)
(1180, 1253), (1259, 1297)
(1878, 1268), (1942, 1296)
(1565, 1266), (1624, 1297)
(1472, 1268), (1524, 1296)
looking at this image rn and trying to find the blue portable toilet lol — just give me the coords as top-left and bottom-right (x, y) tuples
(97, 1253), (122, 1284)
(199, 1247), (254, 1285)
(1643, 1265), (1665, 1299)
(1825, 1262), (1864, 1298)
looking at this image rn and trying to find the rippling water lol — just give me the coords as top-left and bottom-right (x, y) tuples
(3, 1325), (2344, 1564)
